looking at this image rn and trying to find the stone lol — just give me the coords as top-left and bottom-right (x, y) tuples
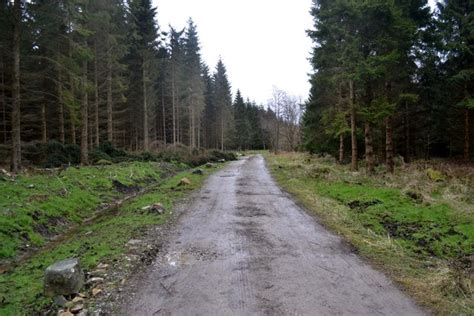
(44, 258), (84, 297)
(89, 269), (106, 277)
(96, 263), (109, 269)
(92, 288), (102, 297)
(192, 169), (204, 175)
(53, 295), (68, 307)
(205, 162), (214, 168)
(142, 203), (165, 214)
(70, 304), (84, 313)
(72, 296), (84, 304)
(178, 177), (191, 186)
(126, 239), (142, 246)
(218, 159), (225, 163)
(76, 309), (88, 316)
(58, 311), (74, 316)
(85, 277), (104, 285)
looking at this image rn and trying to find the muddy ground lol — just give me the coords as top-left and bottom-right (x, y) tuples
(98, 155), (425, 315)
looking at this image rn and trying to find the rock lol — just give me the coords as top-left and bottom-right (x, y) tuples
(142, 203), (165, 214)
(72, 296), (84, 304)
(58, 311), (74, 316)
(85, 277), (104, 286)
(96, 263), (109, 269)
(92, 288), (102, 297)
(89, 269), (106, 277)
(427, 168), (444, 182)
(53, 295), (68, 307)
(178, 177), (191, 186)
(76, 309), (88, 316)
(218, 159), (225, 163)
(27, 184), (35, 189)
(44, 258), (84, 297)
(192, 169), (204, 175)
(70, 303), (84, 313)
(126, 239), (142, 246)
(205, 162), (214, 168)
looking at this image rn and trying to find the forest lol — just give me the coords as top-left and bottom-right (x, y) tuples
(303, 0), (473, 172)
(0, 0), (302, 173)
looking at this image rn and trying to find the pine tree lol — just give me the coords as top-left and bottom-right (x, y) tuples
(10, 0), (21, 172)
(213, 59), (233, 150)
(183, 19), (205, 148)
(127, 0), (159, 151)
(438, 0), (474, 161)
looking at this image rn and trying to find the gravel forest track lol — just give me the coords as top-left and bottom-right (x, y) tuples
(119, 155), (424, 315)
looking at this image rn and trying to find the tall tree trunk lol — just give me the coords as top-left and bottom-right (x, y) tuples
(161, 86), (166, 144)
(197, 116), (201, 149)
(58, 65), (65, 144)
(0, 50), (6, 144)
(276, 122), (280, 154)
(68, 35), (76, 144)
(106, 49), (113, 144)
(80, 59), (89, 165)
(339, 133), (344, 164)
(221, 115), (224, 151)
(364, 122), (375, 174)
(69, 111), (76, 144)
(41, 103), (47, 143)
(172, 75), (176, 145)
(142, 60), (149, 151)
(385, 81), (394, 173)
(404, 101), (410, 163)
(94, 43), (100, 146)
(385, 116), (394, 173)
(349, 80), (358, 171)
(464, 108), (470, 161)
(177, 98), (181, 144)
(10, 0), (21, 173)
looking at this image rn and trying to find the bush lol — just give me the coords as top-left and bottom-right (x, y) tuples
(20, 141), (81, 168)
(96, 142), (128, 159)
(64, 144), (81, 165)
(89, 149), (112, 164)
(209, 150), (237, 162)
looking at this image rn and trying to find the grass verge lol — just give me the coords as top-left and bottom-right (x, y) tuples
(264, 152), (473, 315)
(0, 162), (222, 315)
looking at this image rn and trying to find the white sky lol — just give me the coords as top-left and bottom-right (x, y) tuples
(154, 0), (313, 104)
(154, 0), (438, 105)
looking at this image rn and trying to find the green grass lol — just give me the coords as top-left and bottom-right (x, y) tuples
(265, 152), (473, 315)
(0, 162), (169, 259)
(0, 165), (217, 315)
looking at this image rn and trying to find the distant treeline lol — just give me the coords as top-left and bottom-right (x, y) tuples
(303, 0), (473, 172)
(0, 0), (299, 172)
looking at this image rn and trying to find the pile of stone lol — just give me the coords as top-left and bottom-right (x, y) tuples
(44, 259), (107, 316)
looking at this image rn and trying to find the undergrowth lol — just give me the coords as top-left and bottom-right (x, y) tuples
(265, 152), (473, 315)
(0, 161), (175, 261)
(0, 166), (217, 315)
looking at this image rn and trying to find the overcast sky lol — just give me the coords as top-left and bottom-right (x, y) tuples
(154, 0), (437, 105)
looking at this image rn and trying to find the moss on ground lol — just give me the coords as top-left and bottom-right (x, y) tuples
(0, 162), (173, 260)
(0, 163), (219, 315)
(265, 152), (473, 315)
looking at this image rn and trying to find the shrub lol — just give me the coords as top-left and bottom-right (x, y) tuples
(89, 149), (112, 164)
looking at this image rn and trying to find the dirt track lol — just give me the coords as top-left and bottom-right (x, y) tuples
(120, 155), (424, 315)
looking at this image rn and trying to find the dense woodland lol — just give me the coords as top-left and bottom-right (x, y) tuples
(0, 0), (302, 172)
(303, 0), (473, 172)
